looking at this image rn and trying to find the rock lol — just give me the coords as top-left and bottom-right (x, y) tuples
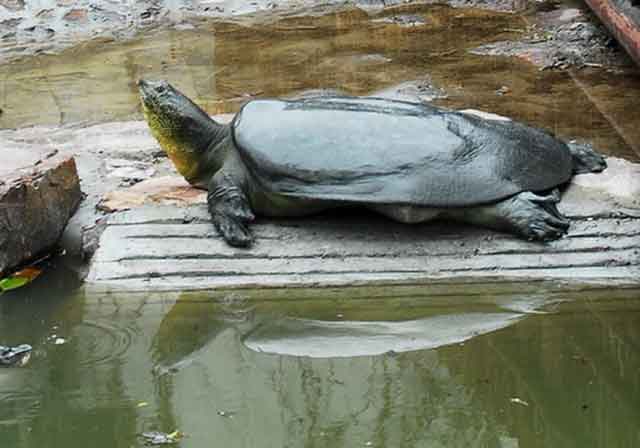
(371, 14), (427, 27)
(0, 0), (25, 11)
(0, 344), (32, 367)
(287, 88), (349, 100)
(35, 9), (55, 18)
(105, 158), (156, 184)
(98, 176), (206, 212)
(371, 78), (448, 102)
(495, 85), (511, 95)
(459, 109), (512, 121)
(470, 7), (628, 69)
(0, 18), (22, 31)
(315, 53), (393, 73)
(0, 145), (82, 275)
(63, 8), (89, 22)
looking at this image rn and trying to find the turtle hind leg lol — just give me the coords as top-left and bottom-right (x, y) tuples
(567, 141), (607, 174)
(208, 173), (255, 247)
(450, 190), (570, 241)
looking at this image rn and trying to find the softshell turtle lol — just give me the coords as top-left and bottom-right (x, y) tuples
(138, 80), (606, 247)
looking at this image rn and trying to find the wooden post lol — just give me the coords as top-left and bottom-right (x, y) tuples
(583, 0), (640, 66)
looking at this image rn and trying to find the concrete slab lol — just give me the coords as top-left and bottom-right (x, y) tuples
(85, 158), (640, 292)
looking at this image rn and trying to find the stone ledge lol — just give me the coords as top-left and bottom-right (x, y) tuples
(85, 156), (640, 292)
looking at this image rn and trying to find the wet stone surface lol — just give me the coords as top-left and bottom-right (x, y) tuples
(0, 0), (634, 68)
(471, 6), (630, 69)
(0, 0), (528, 63)
(371, 13), (427, 26)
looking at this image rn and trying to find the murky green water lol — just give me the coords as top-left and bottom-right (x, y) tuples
(1, 4), (639, 160)
(1, 267), (639, 448)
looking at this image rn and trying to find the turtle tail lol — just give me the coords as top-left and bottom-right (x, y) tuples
(567, 141), (607, 174)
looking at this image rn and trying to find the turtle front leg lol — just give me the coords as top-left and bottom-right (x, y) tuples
(207, 172), (255, 247)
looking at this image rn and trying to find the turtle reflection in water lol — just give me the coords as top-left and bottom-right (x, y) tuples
(0, 344), (32, 367)
(138, 80), (606, 248)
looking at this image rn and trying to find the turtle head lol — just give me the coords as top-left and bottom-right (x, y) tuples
(139, 79), (222, 185)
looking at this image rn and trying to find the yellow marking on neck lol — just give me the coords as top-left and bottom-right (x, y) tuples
(144, 106), (201, 183)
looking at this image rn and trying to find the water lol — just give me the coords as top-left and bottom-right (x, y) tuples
(1, 269), (639, 447)
(1, 4), (639, 160)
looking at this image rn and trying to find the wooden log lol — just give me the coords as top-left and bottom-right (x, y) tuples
(584, 0), (640, 65)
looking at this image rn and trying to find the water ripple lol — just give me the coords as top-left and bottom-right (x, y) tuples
(0, 373), (41, 425)
(72, 319), (139, 367)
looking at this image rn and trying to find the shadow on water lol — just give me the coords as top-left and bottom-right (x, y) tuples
(0, 4), (639, 160)
(1, 278), (639, 447)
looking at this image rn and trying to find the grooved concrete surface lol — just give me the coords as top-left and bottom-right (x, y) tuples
(86, 158), (640, 291)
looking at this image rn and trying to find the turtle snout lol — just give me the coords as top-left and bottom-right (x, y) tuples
(138, 79), (152, 101)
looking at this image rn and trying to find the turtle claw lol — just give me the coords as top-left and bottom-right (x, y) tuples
(213, 213), (254, 247)
(227, 196), (255, 222)
(503, 191), (570, 241)
(211, 198), (254, 246)
(207, 178), (255, 247)
(527, 220), (568, 242)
